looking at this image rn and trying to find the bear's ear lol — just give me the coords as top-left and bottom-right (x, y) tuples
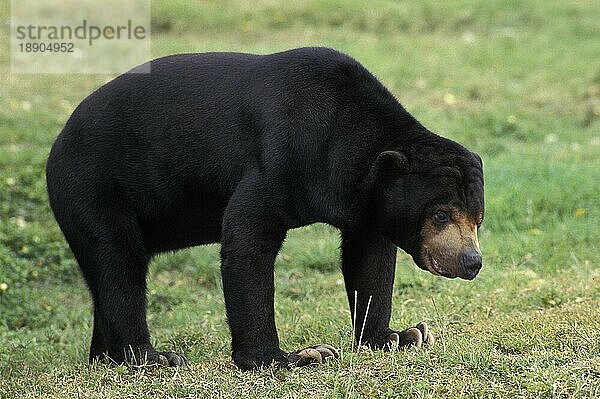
(372, 151), (409, 182)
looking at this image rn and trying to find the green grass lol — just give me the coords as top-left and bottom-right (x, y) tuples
(1, 0), (599, 397)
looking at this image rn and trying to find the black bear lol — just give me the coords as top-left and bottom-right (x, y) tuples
(46, 47), (484, 370)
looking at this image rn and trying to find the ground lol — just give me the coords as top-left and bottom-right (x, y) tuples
(0, 0), (599, 398)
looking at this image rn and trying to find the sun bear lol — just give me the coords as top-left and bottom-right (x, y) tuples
(46, 47), (484, 370)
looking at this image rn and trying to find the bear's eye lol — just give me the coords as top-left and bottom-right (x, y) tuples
(432, 211), (449, 224)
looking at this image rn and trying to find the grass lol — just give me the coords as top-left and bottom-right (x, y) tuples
(1, 0), (599, 397)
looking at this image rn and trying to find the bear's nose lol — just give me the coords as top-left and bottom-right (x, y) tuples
(460, 250), (482, 280)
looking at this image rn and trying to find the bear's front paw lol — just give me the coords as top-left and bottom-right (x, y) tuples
(153, 351), (189, 367)
(113, 347), (188, 367)
(387, 321), (435, 350)
(284, 344), (339, 368)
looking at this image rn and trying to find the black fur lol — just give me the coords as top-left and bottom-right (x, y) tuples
(46, 47), (484, 369)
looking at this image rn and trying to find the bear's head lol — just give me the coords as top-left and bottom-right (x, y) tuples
(370, 138), (484, 280)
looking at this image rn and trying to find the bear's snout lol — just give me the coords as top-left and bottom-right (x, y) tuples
(459, 250), (482, 280)
(419, 207), (483, 280)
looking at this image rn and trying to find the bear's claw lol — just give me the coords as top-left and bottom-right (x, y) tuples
(387, 321), (435, 349)
(125, 350), (188, 367)
(416, 321), (435, 346)
(286, 344), (339, 367)
(156, 351), (188, 367)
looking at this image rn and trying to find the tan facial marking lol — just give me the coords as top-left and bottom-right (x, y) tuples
(421, 207), (480, 275)
(422, 212), (479, 250)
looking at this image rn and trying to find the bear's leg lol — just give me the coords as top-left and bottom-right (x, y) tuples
(341, 229), (434, 349)
(67, 210), (187, 367)
(221, 177), (338, 370)
(89, 307), (107, 363)
(220, 181), (286, 370)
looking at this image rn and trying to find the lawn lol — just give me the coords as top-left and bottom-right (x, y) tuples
(0, 0), (599, 398)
